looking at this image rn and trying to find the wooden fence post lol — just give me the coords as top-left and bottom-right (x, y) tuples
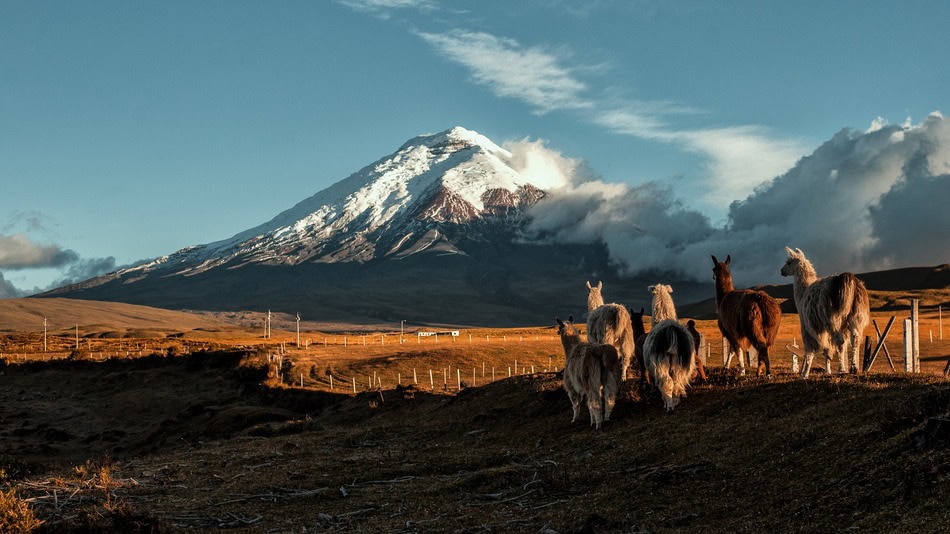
(904, 318), (914, 373)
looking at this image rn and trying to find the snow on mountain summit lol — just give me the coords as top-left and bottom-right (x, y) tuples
(121, 127), (563, 276)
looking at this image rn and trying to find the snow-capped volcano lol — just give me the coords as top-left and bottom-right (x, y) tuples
(128, 126), (564, 276)
(42, 126), (712, 325)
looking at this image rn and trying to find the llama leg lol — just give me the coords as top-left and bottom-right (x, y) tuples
(603, 374), (619, 422)
(761, 346), (772, 378)
(662, 378), (676, 412)
(566, 388), (581, 423)
(838, 342), (849, 374)
(588, 394), (603, 429)
(801, 352), (815, 378)
(726, 338), (745, 375)
(695, 355), (708, 382)
(849, 330), (860, 373)
(822, 348), (833, 374)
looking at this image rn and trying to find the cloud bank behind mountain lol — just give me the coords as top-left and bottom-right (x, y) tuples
(525, 112), (950, 284)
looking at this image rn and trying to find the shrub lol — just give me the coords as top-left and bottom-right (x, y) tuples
(0, 487), (43, 533)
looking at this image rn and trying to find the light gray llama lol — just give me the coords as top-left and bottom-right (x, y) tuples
(643, 284), (696, 412)
(556, 316), (621, 429)
(648, 284), (678, 325)
(780, 247), (871, 377)
(585, 281), (635, 380)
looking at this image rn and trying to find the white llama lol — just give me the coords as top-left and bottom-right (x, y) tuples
(780, 247), (871, 377)
(585, 281), (635, 381)
(556, 316), (622, 429)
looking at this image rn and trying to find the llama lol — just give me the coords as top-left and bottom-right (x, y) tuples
(648, 284), (677, 325)
(629, 307), (650, 384)
(642, 285), (697, 411)
(780, 247), (871, 377)
(556, 316), (622, 429)
(585, 281), (635, 381)
(685, 320), (708, 382)
(711, 255), (782, 377)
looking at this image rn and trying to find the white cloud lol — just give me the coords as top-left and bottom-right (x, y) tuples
(672, 126), (805, 208)
(336, 0), (437, 18)
(417, 30), (593, 114)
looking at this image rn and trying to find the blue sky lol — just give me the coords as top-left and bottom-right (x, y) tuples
(1, 0), (948, 294)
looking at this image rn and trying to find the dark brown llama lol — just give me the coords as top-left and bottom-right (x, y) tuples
(711, 255), (782, 377)
(628, 307), (650, 385)
(556, 315), (621, 429)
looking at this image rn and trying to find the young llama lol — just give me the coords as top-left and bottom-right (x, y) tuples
(643, 284), (697, 412)
(780, 247), (870, 377)
(628, 307), (650, 384)
(555, 316), (622, 429)
(711, 255), (782, 377)
(585, 281), (635, 380)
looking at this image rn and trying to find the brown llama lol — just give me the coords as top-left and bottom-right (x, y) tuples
(556, 316), (622, 429)
(711, 255), (782, 377)
(585, 281), (635, 381)
(780, 247), (870, 377)
(685, 320), (708, 382)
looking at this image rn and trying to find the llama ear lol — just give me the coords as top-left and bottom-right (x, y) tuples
(725, 255), (731, 266)
(785, 246), (795, 257)
(586, 280), (592, 289)
(711, 255), (719, 266)
(665, 284), (673, 293)
(640, 307), (645, 314)
(597, 281), (602, 290)
(647, 285), (655, 292)
(555, 317), (564, 327)
(568, 314), (574, 323)
(795, 247), (804, 257)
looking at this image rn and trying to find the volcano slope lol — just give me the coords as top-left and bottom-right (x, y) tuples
(4, 350), (950, 532)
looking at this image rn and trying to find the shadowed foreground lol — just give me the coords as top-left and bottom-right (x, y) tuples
(3, 351), (950, 532)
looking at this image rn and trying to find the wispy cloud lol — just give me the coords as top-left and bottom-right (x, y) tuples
(336, 0), (438, 19)
(417, 28), (805, 203)
(417, 30), (593, 114)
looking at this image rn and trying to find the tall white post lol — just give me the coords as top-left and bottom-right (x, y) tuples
(296, 313), (301, 347)
(903, 318), (914, 373)
(912, 299), (921, 373)
(43, 317), (47, 352)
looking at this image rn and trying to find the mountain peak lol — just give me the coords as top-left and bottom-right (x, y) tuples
(401, 126), (512, 159)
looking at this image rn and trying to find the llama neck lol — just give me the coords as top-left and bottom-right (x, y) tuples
(631, 318), (646, 339)
(714, 275), (734, 305)
(653, 296), (677, 325)
(588, 293), (604, 312)
(560, 333), (581, 356)
(792, 261), (818, 304)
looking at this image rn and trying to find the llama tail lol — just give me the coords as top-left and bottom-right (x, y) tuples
(830, 273), (870, 341)
(750, 293), (782, 345)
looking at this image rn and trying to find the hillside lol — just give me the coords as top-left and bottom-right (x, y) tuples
(4, 350), (950, 532)
(0, 297), (242, 338)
